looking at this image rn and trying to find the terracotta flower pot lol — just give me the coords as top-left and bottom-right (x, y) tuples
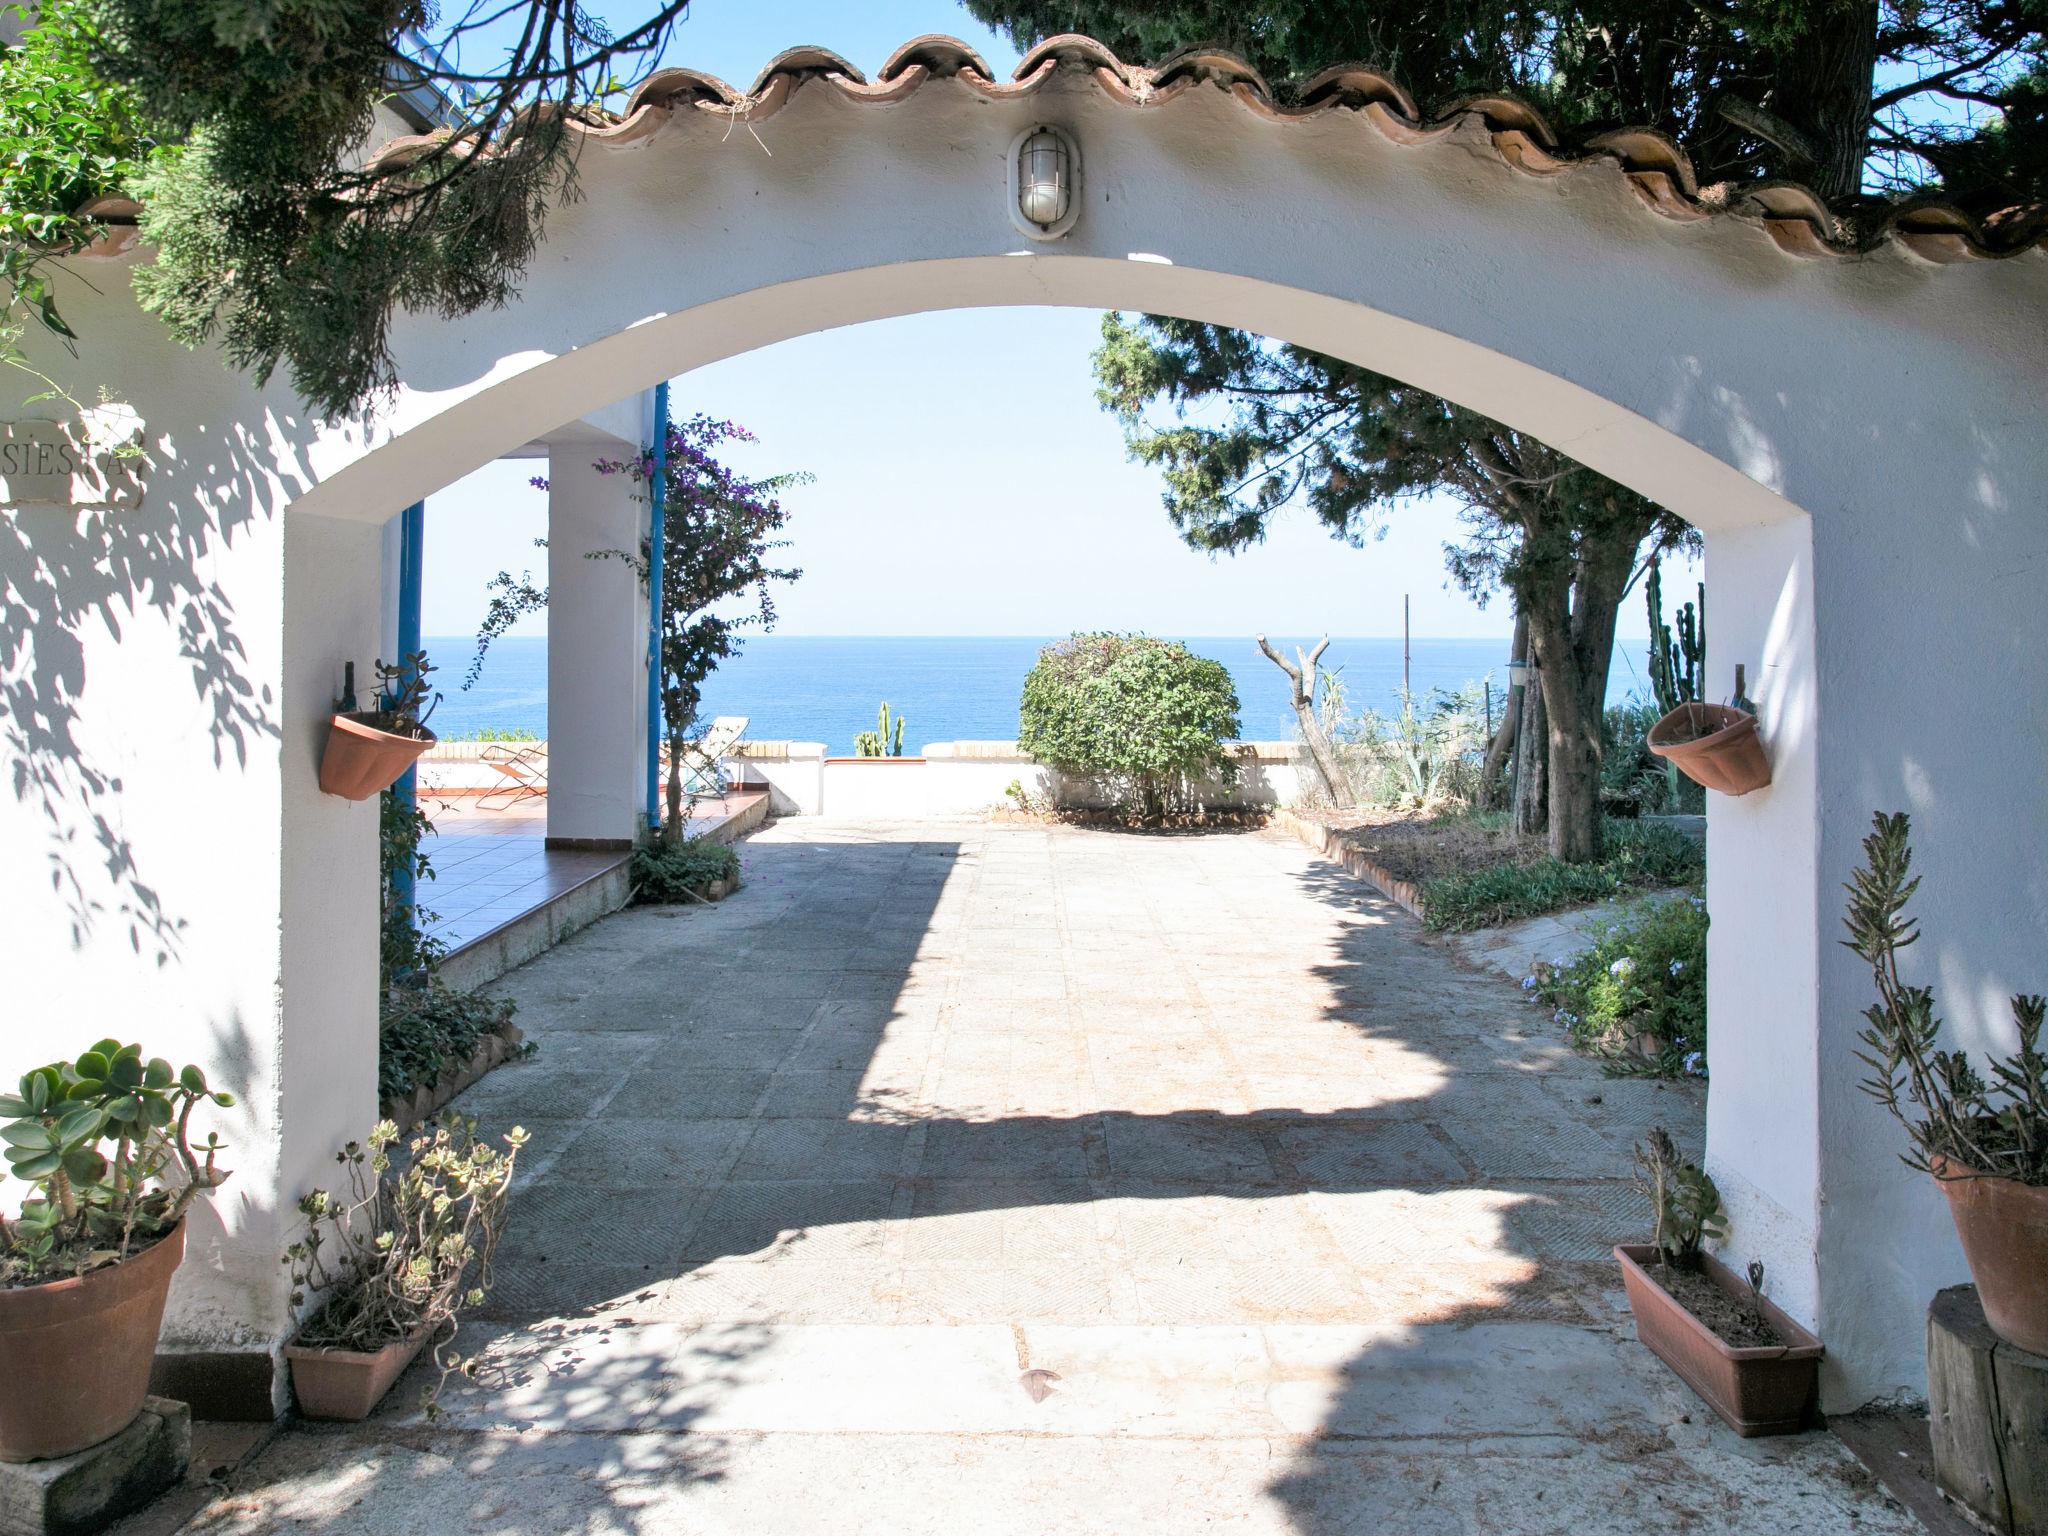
(285, 1327), (431, 1421)
(0, 1220), (185, 1462)
(1614, 1245), (1822, 1437)
(1931, 1155), (2048, 1356)
(1647, 704), (1771, 796)
(319, 714), (437, 800)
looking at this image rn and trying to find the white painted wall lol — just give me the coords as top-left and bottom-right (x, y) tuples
(3, 54), (2043, 1410)
(729, 741), (828, 815)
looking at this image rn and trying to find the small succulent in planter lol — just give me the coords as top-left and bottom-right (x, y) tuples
(1633, 1126), (1728, 1269)
(321, 652), (443, 800)
(283, 1114), (526, 1420)
(1613, 1126), (1822, 1437)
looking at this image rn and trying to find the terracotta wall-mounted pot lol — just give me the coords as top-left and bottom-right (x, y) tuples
(1614, 1244), (1822, 1437)
(0, 1219), (185, 1462)
(1647, 704), (1771, 796)
(320, 714), (436, 800)
(285, 1327), (430, 1421)
(1932, 1156), (2048, 1356)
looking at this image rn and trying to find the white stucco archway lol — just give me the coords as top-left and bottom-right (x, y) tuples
(5, 37), (2043, 1415)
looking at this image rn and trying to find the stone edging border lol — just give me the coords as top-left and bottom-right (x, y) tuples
(384, 1022), (525, 1134)
(1270, 808), (1430, 924)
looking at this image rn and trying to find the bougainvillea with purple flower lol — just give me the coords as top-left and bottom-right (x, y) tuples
(471, 413), (804, 842)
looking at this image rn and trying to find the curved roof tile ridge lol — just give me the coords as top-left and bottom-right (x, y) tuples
(66, 32), (2046, 267)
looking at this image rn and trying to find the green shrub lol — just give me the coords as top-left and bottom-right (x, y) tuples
(1018, 632), (1241, 818)
(379, 985), (519, 1105)
(1534, 893), (1708, 1076)
(1420, 818), (1703, 931)
(631, 836), (740, 904)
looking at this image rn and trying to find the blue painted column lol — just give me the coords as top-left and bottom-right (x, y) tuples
(645, 381), (670, 833)
(390, 499), (426, 923)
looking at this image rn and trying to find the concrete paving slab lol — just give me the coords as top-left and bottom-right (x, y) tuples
(179, 822), (1884, 1535)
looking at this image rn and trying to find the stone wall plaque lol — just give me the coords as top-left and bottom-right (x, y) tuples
(0, 420), (145, 510)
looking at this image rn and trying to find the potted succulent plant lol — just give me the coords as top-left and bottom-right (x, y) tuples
(1614, 1129), (1823, 1437)
(320, 652), (441, 801)
(1647, 667), (1770, 796)
(0, 1042), (234, 1462)
(282, 1114), (525, 1420)
(1846, 811), (2048, 1356)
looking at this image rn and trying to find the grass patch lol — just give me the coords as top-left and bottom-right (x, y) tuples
(1534, 893), (1708, 1078)
(1418, 818), (1703, 931)
(631, 836), (740, 904)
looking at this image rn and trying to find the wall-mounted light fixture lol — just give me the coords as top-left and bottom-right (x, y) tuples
(1009, 124), (1081, 241)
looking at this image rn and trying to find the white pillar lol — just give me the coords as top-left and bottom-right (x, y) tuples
(1702, 515), (1825, 1367)
(545, 447), (646, 846)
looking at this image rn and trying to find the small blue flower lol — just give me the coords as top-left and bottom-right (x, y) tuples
(1520, 975), (1538, 991)
(1683, 1051), (1706, 1076)
(1668, 959), (1685, 976)
(1609, 957), (1635, 978)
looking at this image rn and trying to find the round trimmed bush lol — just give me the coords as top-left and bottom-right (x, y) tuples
(1017, 632), (1242, 818)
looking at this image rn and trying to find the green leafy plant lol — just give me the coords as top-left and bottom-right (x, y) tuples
(374, 738), (522, 1106)
(284, 1116), (525, 1409)
(630, 835), (739, 905)
(1633, 1127), (1727, 1269)
(0, 2), (148, 372)
(378, 985), (522, 1107)
(854, 702), (907, 758)
(1334, 682), (1490, 809)
(1420, 819), (1703, 931)
(1018, 632), (1241, 820)
(1846, 811), (2047, 1187)
(352, 651), (438, 739)
(1, 1042), (233, 1286)
(1535, 892), (1707, 1076)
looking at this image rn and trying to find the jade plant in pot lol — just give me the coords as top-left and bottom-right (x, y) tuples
(1847, 810), (2048, 1356)
(0, 1043), (234, 1462)
(282, 1114), (525, 1420)
(320, 652), (441, 801)
(1614, 1129), (1822, 1437)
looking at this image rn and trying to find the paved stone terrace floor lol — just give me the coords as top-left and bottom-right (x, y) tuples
(185, 821), (1919, 1535)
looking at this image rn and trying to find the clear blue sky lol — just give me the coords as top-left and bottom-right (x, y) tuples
(421, 0), (1699, 643)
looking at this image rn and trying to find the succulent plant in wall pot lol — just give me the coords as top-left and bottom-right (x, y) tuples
(0, 1043), (234, 1462)
(282, 1115), (525, 1420)
(1847, 811), (2048, 1356)
(321, 652), (441, 801)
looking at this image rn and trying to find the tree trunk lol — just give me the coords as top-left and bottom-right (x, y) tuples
(1769, 0), (1880, 202)
(1525, 534), (1636, 864)
(1540, 662), (1605, 863)
(1256, 634), (1343, 805)
(663, 725), (686, 846)
(1481, 609), (1528, 810)
(1512, 670), (1547, 837)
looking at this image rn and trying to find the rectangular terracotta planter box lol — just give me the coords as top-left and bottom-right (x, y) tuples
(1614, 1245), (1822, 1437)
(284, 1328), (430, 1421)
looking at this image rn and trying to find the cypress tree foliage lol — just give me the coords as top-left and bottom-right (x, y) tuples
(972, 0), (2045, 860)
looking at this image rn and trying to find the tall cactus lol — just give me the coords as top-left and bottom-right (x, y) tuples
(1646, 560), (1706, 716)
(854, 701), (909, 758)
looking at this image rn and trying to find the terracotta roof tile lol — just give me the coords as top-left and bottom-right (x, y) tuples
(66, 34), (2048, 266)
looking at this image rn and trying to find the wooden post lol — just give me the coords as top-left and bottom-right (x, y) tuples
(1929, 1284), (2048, 1535)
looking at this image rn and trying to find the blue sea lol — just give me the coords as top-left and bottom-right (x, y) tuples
(424, 635), (1657, 753)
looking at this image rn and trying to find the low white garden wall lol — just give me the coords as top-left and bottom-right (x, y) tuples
(737, 739), (1302, 820)
(422, 738), (1303, 821)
